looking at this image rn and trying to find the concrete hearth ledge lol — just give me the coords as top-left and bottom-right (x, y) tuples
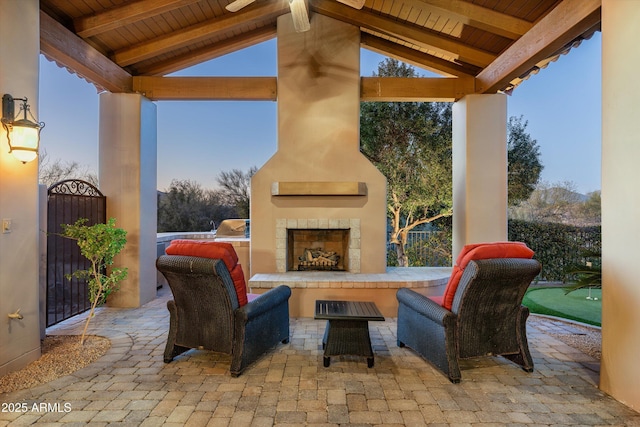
(249, 267), (452, 317)
(249, 267), (451, 290)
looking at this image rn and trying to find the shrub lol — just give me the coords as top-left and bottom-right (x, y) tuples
(508, 219), (600, 282)
(386, 219), (601, 281)
(61, 218), (128, 345)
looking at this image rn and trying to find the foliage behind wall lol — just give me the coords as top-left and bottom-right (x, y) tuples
(508, 219), (601, 282)
(388, 219), (601, 283)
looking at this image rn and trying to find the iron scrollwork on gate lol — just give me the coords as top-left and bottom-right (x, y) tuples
(48, 179), (103, 197)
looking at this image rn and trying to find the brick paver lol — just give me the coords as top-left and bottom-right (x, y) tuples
(1, 286), (639, 425)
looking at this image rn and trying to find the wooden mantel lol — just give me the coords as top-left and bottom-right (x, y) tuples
(271, 182), (367, 196)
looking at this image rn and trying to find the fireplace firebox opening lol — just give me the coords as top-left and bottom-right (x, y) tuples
(287, 229), (349, 271)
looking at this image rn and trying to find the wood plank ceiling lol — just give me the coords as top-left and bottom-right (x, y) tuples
(38, 0), (601, 100)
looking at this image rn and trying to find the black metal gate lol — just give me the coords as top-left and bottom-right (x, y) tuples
(46, 179), (106, 327)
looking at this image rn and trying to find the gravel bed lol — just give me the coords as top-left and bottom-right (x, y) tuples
(546, 321), (602, 360)
(0, 335), (110, 394)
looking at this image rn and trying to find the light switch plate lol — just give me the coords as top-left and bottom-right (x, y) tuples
(2, 219), (12, 233)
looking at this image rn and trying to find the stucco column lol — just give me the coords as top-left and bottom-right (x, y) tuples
(99, 93), (157, 307)
(0, 0), (41, 375)
(600, 0), (640, 411)
(452, 94), (508, 258)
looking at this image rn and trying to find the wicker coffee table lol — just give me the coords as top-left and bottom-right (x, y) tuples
(315, 300), (385, 368)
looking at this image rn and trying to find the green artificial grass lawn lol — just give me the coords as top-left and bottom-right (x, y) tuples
(523, 287), (602, 327)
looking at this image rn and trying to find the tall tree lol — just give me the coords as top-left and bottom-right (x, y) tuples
(361, 59), (453, 266)
(216, 166), (257, 219)
(361, 58), (543, 266)
(508, 116), (543, 206)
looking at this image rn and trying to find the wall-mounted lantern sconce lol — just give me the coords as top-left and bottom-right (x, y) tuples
(1, 94), (45, 163)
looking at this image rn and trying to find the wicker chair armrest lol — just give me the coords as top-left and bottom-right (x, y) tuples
(396, 288), (452, 325)
(236, 285), (292, 322)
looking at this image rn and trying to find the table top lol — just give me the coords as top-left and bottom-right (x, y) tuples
(314, 300), (385, 321)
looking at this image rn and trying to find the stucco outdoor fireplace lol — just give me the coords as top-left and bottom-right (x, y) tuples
(250, 15), (388, 276)
(246, 13), (450, 318)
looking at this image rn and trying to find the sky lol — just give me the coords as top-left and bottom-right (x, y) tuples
(38, 32), (602, 194)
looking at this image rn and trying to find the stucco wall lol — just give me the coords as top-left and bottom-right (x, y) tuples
(0, 0), (42, 375)
(600, 0), (640, 411)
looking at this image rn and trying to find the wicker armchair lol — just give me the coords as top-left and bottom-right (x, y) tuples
(396, 258), (542, 383)
(156, 254), (291, 376)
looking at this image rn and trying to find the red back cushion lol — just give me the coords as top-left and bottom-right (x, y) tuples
(438, 241), (534, 310)
(165, 239), (248, 306)
(228, 264), (248, 306)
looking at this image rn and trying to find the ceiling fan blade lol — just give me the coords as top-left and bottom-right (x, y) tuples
(335, 0), (365, 9)
(225, 0), (256, 12)
(289, 0), (311, 32)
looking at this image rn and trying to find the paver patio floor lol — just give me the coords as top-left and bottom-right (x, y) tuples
(1, 286), (639, 426)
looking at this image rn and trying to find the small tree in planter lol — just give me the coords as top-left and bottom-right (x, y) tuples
(62, 218), (128, 345)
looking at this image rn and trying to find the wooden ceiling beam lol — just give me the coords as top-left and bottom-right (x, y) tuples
(360, 33), (477, 78)
(40, 11), (132, 93)
(361, 76), (475, 101)
(132, 76), (277, 100)
(310, 0), (496, 68)
(113, 0), (289, 67)
(132, 75), (474, 102)
(410, 0), (533, 40)
(137, 26), (277, 76)
(74, 0), (202, 38)
(475, 0), (601, 94)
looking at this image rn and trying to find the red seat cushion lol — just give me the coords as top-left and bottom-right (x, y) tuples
(436, 241), (534, 310)
(165, 239), (248, 306)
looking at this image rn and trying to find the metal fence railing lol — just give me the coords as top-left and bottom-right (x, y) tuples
(387, 230), (452, 267)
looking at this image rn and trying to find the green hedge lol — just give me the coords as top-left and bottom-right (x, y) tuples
(508, 219), (601, 282)
(387, 220), (601, 281)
